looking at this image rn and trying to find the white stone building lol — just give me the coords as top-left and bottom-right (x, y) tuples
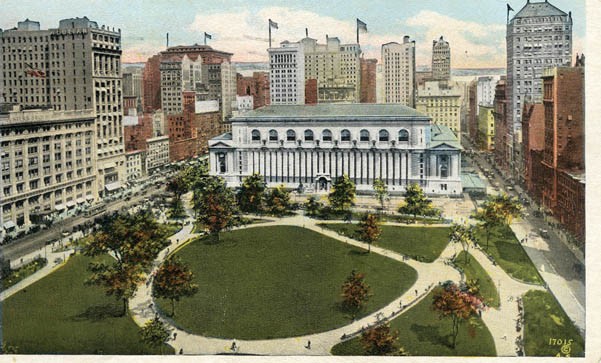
(1, 108), (98, 228)
(268, 41), (305, 105)
(208, 104), (462, 196)
(381, 36), (416, 107)
(125, 149), (146, 182)
(416, 81), (463, 135)
(160, 54), (203, 115)
(146, 136), (169, 173)
(476, 76), (500, 113)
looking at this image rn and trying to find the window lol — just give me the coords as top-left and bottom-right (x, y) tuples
(322, 129), (332, 142)
(269, 129), (278, 142)
(251, 129), (261, 142)
(398, 129), (409, 142)
(379, 130), (389, 142)
(217, 153), (226, 173)
(360, 129), (370, 142)
(304, 129), (314, 141)
(341, 129), (351, 142)
(286, 129), (296, 141)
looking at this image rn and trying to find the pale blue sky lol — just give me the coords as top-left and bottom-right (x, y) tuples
(0, 0), (585, 67)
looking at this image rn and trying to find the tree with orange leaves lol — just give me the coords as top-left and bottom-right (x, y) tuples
(360, 322), (404, 355)
(153, 257), (198, 316)
(341, 270), (371, 317)
(359, 213), (381, 253)
(432, 281), (484, 349)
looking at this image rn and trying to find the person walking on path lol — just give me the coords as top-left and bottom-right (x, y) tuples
(173, 332), (177, 341)
(305, 340), (311, 349)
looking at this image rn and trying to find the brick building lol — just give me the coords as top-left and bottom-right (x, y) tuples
(305, 79), (318, 105)
(521, 102), (545, 196)
(467, 80), (478, 143)
(143, 55), (162, 112)
(124, 113), (153, 152)
(236, 72), (270, 109)
(360, 58), (377, 103)
(493, 77), (511, 175)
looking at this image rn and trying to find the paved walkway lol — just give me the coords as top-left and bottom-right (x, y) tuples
(128, 197), (543, 356)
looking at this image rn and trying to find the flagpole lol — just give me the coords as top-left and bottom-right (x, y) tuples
(356, 22), (359, 44)
(269, 19), (272, 48)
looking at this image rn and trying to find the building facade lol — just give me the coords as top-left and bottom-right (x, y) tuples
(381, 36), (416, 107)
(146, 136), (169, 172)
(125, 149), (146, 182)
(431, 36), (451, 81)
(0, 17), (126, 196)
(208, 104), (462, 196)
(416, 81), (463, 135)
(236, 71), (270, 109)
(160, 54), (203, 115)
(360, 58), (378, 103)
(268, 41), (305, 105)
(477, 105), (495, 151)
(1, 108), (98, 228)
(493, 77), (512, 174)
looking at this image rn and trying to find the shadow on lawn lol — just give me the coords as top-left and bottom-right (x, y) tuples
(410, 323), (453, 349)
(71, 303), (123, 322)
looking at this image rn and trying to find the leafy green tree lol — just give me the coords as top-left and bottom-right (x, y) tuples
(83, 212), (169, 315)
(153, 257), (199, 317)
(341, 270), (370, 316)
(139, 317), (170, 354)
(167, 175), (188, 203)
(238, 173), (266, 214)
(360, 322), (401, 355)
(373, 178), (389, 211)
(473, 194), (522, 249)
(432, 281), (484, 349)
(265, 185), (292, 216)
(398, 183), (438, 223)
(449, 222), (478, 265)
(305, 196), (322, 217)
(195, 177), (239, 242)
(359, 213), (381, 253)
(329, 175), (356, 212)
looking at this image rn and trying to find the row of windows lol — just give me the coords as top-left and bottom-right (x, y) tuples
(251, 129), (411, 143)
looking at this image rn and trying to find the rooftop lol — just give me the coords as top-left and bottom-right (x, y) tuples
(232, 104), (429, 122)
(513, 0), (568, 19)
(430, 124), (462, 149)
(461, 173), (487, 190)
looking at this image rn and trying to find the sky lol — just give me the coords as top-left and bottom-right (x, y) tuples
(0, 0), (586, 68)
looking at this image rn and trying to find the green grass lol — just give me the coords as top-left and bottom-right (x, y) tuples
(476, 225), (543, 284)
(157, 225), (417, 340)
(2, 254), (173, 354)
(522, 290), (584, 357)
(1, 257), (47, 291)
(331, 290), (496, 356)
(320, 223), (450, 262)
(453, 251), (500, 308)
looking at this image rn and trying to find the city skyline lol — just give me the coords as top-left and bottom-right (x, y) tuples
(0, 0), (585, 67)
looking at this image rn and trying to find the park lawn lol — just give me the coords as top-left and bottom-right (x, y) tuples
(2, 254), (173, 355)
(453, 251), (500, 308)
(331, 290), (496, 356)
(156, 225), (417, 340)
(0, 257), (47, 291)
(476, 225), (543, 284)
(319, 223), (450, 262)
(522, 290), (584, 357)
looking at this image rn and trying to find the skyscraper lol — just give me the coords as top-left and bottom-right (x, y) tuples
(431, 36), (451, 81)
(381, 36), (416, 107)
(268, 41), (305, 105)
(0, 17), (126, 196)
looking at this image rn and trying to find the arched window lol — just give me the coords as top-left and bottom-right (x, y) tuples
(340, 129), (351, 142)
(304, 129), (314, 141)
(268, 129), (278, 142)
(322, 129), (332, 142)
(286, 129), (296, 141)
(379, 129), (389, 142)
(398, 129), (409, 142)
(251, 129), (260, 142)
(360, 129), (370, 142)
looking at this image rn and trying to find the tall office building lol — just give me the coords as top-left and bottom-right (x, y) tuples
(431, 36), (451, 81)
(381, 36), (416, 107)
(268, 41), (305, 105)
(160, 54), (203, 115)
(506, 0), (572, 131)
(0, 17), (126, 196)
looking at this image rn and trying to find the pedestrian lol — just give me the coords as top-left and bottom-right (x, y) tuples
(415, 289), (418, 296)
(231, 341), (237, 351)
(306, 340), (311, 349)
(179, 348), (183, 355)
(173, 332), (177, 340)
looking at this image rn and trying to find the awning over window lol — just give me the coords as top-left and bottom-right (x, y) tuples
(86, 195), (95, 201)
(66, 201), (76, 208)
(3, 220), (16, 229)
(76, 198), (86, 204)
(55, 204), (66, 211)
(105, 182), (121, 191)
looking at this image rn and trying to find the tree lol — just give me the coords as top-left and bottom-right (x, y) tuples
(360, 322), (401, 355)
(341, 270), (370, 316)
(237, 173), (266, 214)
(139, 317), (170, 354)
(265, 185), (292, 216)
(83, 212), (169, 315)
(473, 194), (523, 249)
(305, 196), (322, 217)
(358, 213), (381, 253)
(432, 281), (484, 349)
(398, 183), (438, 223)
(329, 175), (356, 212)
(153, 257), (199, 317)
(167, 175), (188, 203)
(373, 178), (389, 211)
(449, 223), (478, 265)
(195, 177), (239, 242)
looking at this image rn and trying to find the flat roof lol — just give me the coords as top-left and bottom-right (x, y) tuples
(232, 104), (429, 122)
(461, 173), (487, 189)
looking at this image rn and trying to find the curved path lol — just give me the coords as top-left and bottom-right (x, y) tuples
(128, 197), (545, 356)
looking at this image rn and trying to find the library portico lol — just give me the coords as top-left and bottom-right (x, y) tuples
(209, 104), (462, 196)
